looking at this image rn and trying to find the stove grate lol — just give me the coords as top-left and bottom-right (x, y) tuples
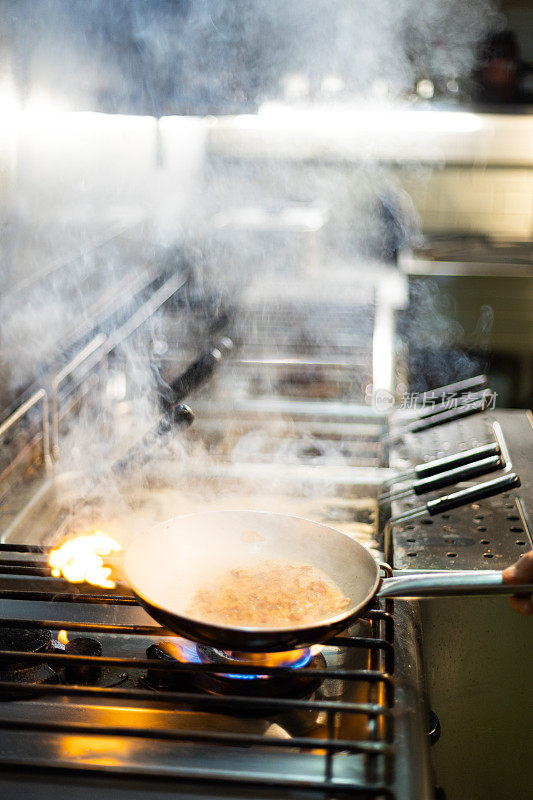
(0, 543), (397, 798)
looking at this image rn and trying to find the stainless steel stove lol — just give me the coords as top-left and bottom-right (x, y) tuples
(0, 264), (531, 800)
(0, 265), (427, 800)
(0, 421), (427, 799)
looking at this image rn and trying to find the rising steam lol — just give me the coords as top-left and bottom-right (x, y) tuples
(0, 0), (498, 546)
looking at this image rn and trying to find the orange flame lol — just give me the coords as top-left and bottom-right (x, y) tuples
(48, 531), (121, 588)
(158, 641), (325, 669)
(58, 629), (69, 645)
(225, 650), (298, 668)
(220, 646), (324, 668)
(159, 638), (201, 662)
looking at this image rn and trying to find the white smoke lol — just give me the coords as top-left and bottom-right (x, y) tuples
(0, 0), (499, 543)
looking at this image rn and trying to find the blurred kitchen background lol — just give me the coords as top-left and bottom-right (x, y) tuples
(1, 0), (533, 415)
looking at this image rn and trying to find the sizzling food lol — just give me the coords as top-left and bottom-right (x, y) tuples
(187, 559), (350, 627)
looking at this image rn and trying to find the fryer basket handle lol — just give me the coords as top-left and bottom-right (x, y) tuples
(412, 454), (502, 496)
(426, 473), (520, 515)
(413, 442), (500, 481)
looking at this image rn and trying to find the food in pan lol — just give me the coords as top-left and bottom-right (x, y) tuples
(187, 559), (350, 627)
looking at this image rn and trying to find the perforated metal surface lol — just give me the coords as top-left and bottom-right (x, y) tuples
(390, 411), (533, 571)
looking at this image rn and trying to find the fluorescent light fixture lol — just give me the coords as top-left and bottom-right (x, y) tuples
(231, 103), (483, 134)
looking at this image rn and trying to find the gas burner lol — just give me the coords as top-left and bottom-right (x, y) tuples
(142, 638), (325, 699)
(64, 637), (102, 684)
(195, 644), (326, 698)
(60, 636), (128, 688)
(142, 642), (195, 691)
(0, 627), (57, 699)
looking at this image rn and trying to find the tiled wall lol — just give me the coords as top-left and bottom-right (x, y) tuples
(398, 167), (533, 240)
(210, 112), (533, 241)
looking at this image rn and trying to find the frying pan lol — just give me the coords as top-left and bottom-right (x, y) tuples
(124, 508), (532, 652)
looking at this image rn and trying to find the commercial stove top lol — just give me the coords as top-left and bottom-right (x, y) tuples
(0, 316), (431, 798)
(2, 382), (531, 800)
(0, 558), (402, 799)
(0, 413), (429, 799)
(1, 260), (530, 799)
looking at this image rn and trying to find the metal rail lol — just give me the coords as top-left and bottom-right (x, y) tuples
(0, 389), (51, 472)
(51, 334), (107, 459)
(49, 270), (188, 459)
(105, 270), (188, 353)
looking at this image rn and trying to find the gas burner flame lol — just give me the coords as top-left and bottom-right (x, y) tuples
(215, 645), (324, 680)
(48, 531), (121, 588)
(160, 639), (324, 680)
(58, 630), (69, 645)
(159, 638), (202, 664)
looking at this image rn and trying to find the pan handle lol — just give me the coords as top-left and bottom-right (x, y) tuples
(378, 570), (533, 599)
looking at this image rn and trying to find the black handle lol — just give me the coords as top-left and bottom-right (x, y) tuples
(170, 348), (220, 399)
(413, 455), (502, 496)
(112, 403), (194, 474)
(162, 337), (233, 408)
(418, 375), (488, 403)
(406, 398), (487, 434)
(413, 442), (500, 480)
(426, 473), (520, 515)
(153, 404), (195, 437)
(416, 390), (486, 420)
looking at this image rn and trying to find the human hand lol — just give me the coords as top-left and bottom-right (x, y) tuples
(502, 549), (533, 615)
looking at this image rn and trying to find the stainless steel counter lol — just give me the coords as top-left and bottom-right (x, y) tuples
(388, 409), (533, 800)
